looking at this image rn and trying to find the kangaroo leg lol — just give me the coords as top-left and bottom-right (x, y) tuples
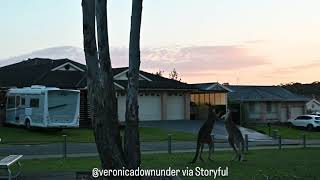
(239, 141), (246, 161)
(199, 144), (204, 162)
(190, 141), (201, 164)
(208, 142), (214, 161)
(235, 141), (242, 161)
(228, 138), (239, 161)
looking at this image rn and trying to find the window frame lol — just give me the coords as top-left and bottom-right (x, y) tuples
(21, 97), (26, 106)
(7, 96), (16, 109)
(30, 98), (40, 108)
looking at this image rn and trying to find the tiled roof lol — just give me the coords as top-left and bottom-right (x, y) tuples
(0, 58), (86, 88)
(227, 85), (310, 102)
(191, 82), (231, 92)
(0, 58), (195, 90)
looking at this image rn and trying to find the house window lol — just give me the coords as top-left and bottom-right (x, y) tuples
(191, 94), (195, 102)
(209, 93), (215, 105)
(30, 98), (40, 108)
(199, 94), (205, 104)
(215, 93), (222, 105)
(219, 93), (226, 105)
(204, 94), (210, 104)
(249, 103), (255, 112)
(266, 102), (272, 113)
(193, 94), (199, 104)
(267, 102), (277, 113)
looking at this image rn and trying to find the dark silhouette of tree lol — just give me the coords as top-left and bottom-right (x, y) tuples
(83, 1), (181, 178)
(169, 68), (181, 81)
(154, 70), (164, 77)
(124, 0), (143, 169)
(82, 0), (126, 169)
(281, 81), (320, 100)
(82, 0), (144, 170)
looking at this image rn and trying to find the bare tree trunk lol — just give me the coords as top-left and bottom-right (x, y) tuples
(82, 0), (126, 169)
(124, 0), (143, 170)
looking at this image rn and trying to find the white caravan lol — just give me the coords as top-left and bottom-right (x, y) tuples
(5, 85), (80, 128)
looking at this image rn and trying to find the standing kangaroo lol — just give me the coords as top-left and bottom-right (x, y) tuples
(190, 105), (220, 163)
(224, 109), (245, 161)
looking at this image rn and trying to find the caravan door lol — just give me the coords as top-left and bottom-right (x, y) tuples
(6, 96), (17, 124)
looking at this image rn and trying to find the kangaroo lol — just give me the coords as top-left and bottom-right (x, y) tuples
(223, 109), (245, 161)
(190, 105), (220, 164)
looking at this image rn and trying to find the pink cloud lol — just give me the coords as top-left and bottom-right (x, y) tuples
(111, 45), (269, 73)
(272, 61), (320, 75)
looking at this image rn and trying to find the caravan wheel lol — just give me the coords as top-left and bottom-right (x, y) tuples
(25, 119), (31, 129)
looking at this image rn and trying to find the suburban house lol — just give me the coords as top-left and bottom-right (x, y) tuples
(306, 98), (320, 114)
(0, 58), (207, 127)
(227, 85), (310, 124)
(0, 58), (310, 126)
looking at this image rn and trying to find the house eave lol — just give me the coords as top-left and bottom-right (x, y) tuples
(230, 99), (310, 103)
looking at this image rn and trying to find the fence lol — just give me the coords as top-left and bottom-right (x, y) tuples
(0, 131), (318, 159)
(162, 133), (315, 155)
(58, 132), (317, 159)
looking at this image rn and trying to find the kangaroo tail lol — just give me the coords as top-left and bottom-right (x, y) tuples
(190, 140), (201, 163)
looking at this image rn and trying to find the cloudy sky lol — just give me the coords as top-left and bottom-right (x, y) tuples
(0, 0), (319, 85)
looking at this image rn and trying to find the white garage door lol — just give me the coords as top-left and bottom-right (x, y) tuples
(290, 107), (304, 119)
(117, 95), (126, 122)
(167, 95), (185, 120)
(117, 94), (161, 121)
(139, 95), (161, 121)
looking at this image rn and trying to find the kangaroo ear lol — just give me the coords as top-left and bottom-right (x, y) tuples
(212, 108), (216, 114)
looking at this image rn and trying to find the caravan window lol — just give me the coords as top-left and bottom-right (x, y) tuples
(21, 98), (25, 105)
(16, 96), (20, 107)
(7, 96), (15, 109)
(30, 98), (40, 108)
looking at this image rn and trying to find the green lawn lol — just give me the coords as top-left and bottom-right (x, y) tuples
(19, 148), (320, 179)
(0, 126), (196, 144)
(248, 124), (320, 139)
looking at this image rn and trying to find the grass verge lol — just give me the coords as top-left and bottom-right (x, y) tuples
(248, 124), (320, 139)
(18, 148), (320, 179)
(0, 126), (196, 144)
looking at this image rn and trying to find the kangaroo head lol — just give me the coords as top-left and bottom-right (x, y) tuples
(224, 109), (232, 122)
(207, 104), (221, 121)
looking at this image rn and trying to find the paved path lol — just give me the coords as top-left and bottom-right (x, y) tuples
(140, 120), (272, 141)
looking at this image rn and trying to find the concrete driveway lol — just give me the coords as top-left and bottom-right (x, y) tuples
(140, 120), (272, 141)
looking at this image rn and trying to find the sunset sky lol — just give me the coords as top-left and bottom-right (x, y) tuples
(0, 0), (319, 85)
